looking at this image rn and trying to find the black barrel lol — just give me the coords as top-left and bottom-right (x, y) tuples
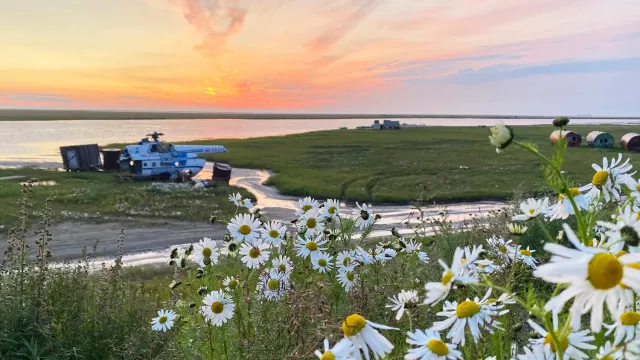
(213, 163), (232, 181)
(101, 149), (122, 171)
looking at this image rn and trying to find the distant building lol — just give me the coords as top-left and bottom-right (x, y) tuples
(550, 130), (582, 147)
(587, 131), (614, 148)
(372, 120), (382, 130)
(382, 120), (401, 129)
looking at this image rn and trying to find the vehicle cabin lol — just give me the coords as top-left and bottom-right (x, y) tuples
(586, 131), (614, 148)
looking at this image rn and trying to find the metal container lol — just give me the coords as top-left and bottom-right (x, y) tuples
(621, 133), (640, 152)
(101, 148), (122, 171)
(550, 130), (582, 147)
(586, 131), (614, 148)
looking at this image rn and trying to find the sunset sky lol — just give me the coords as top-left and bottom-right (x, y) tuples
(1, 0), (639, 114)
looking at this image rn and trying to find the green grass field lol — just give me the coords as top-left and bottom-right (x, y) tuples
(178, 124), (640, 204)
(0, 168), (252, 229)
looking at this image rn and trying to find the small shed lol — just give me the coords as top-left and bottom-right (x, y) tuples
(382, 120), (401, 129)
(550, 130), (582, 147)
(60, 144), (102, 171)
(587, 131), (614, 148)
(621, 133), (640, 152)
(372, 120), (382, 130)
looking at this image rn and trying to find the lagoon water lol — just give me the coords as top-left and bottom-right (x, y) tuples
(1, 117), (639, 165)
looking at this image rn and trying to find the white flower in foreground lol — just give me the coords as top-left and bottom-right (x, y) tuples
(271, 255), (294, 275)
(514, 345), (550, 360)
(386, 290), (419, 320)
(418, 251), (430, 263)
(546, 188), (589, 220)
(353, 202), (375, 230)
(596, 341), (622, 360)
(297, 196), (320, 216)
(486, 236), (517, 264)
(336, 250), (357, 271)
(314, 338), (356, 360)
(405, 328), (462, 360)
(241, 198), (253, 209)
(337, 269), (358, 292)
(598, 206), (640, 252)
(508, 223), (528, 235)
(513, 198), (550, 221)
(228, 192), (243, 206)
(341, 314), (397, 360)
(151, 309), (176, 332)
(260, 221), (287, 246)
(257, 269), (290, 301)
(223, 276), (240, 292)
(302, 208), (325, 237)
(514, 246), (538, 269)
(534, 224), (640, 332)
(423, 247), (477, 305)
(403, 239), (421, 254)
(604, 309), (640, 345)
(295, 234), (328, 261)
(323, 199), (341, 219)
(488, 122), (514, 153)
(239, 238), (271, 269)
(432, 288), (504, 345)
(469, 259), (499, 277)
(458, 245), (484, 277)
(625, 176), (640, 200)
(201, 290), (235, 326)
(580, 154), (634, 203)
(312, 252), (334, 273)
(527, 313), (595, 360)
(192, 237), (220, 267)
(228, 213), (261, 242)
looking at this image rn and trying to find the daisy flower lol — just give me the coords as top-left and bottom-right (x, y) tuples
(508, 223), (528, 235)
(596, 341), (622, 360)
(228, 192), (242, 206)
(488, 122), (514, 153)
(323, 199), (341, 219)
(469, 259), (500, 277)
(514, 345), (551, 360)
(405, 328), (462, 360)
(221, 239), (240, 257)
(353, 202), (375, 230)
(625, 176), (640, 200)
(458, 245), (484, 277)
(311, 252), (334, 273)
(604, 309), (640, 345)
(403, 239), (421, 254)
(353, 247), (374, 265)
(527, 313), (595, 360)
(341, 313), (397, 360)
(513, 246), (538, 268)
(513, 198), (550, 221)
(295, 234), (328, 261)
(386, 290), (419, 320)
(201, 290), (235, 326)
(223, 276), (240, 292)
(431, 288), (504, 345)
(598, 206), (640, 251)
(228, 213), (261, 242)
(302, 208), (325, 237)
(486, 236), (517, 264)
(546, 188), (589, 220)
(337, 269), (358, 292)
(534, 224), (640, 332)
(151, 309), (176, 332)
(314, 338), (356, 360)
(423, 247), (478, 305)
(239, 238), (271, 269)
(271, 255), (294, 275)
(260, 220), (287, 246)
(297, 196), (320, 216)
(241, 198), (253, 209)
(192, 237), (220, 267)
(580, 154), (634, 203)
(418, 251), (430, 263)
(336, 250), (357, 271)
(257, 269), (290, 301)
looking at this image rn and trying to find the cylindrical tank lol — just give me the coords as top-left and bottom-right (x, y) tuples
(101, 149), (122, 171)
(621, 133), (640, 152)
(212, 163), (232, 182)
(550, 130), (582, 147)
(586, 131), (614, 148)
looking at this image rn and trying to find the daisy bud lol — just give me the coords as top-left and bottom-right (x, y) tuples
(223, 233), (232, 242)
(621, 226), (640, 247)
(189, 303), (196, 308)
(488, 122), (514, 153)
(196, 269), (204, 279)
(391, 227), (401, 238)
(184, 245), (194, 257)
(552, 116), (570, 128)
(170, 248), (179, 259)
(209, 216), (217, 224)
(180, 259), (188, 268)
(375, 214), (382, 220)
(169, 280), (182, 290)
(203, 257), (211, 266)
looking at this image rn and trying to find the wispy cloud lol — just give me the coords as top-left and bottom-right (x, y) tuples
(6, 93), (71, 102)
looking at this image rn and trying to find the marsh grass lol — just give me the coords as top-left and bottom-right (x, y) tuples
(0, 168), (253, 229)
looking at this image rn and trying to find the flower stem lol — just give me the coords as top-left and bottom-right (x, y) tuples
(535, 217), (555, 243)
(207, 325), (215, 359)
(223, 323), (229, 360)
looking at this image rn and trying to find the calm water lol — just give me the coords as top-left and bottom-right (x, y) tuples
(1, 117), (639, 165)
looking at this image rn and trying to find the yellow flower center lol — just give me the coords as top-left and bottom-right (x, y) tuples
(318, 259), (327, 267)
(520, 249), (532, 256)
(306, 241), (318, 251)
(620, 311), (640, 326)
(342, 314), (366, 337)
(592, 170), (609, 186)
(202, 247), (212, 257)
(455, 301), (481, 318)
(249, 248), (261, 258)
(347, 271), (355, 281)
(278, 264), (287, 272)
(306, 218), (317, 229)
(158, 316), (168, 324)
(211, 302), (224, 314)
(441, 271), (454, 285)
(637, 211), (640, 221)
(528, 208), (536, 214)
(267, 279), (279, 290)
(460, 258), (467, 264)
(328, 206), (337, 214)
(343, 257), (351, 266)
(587, 253), (623, 290)
(302, 205), (312, 212)
(228, 280), (238, 289)
(543, 333), (569, 352)
(559, 187), (582, 200)
(239, 225), (252, 235)
(320, 351), (335, 360)
(616, 250), (628, 257)
(637, 185), (640, 191)
(427, 339), (449, 356)
(268, 230), (280, 238)
(498, 246), (507, 254)
(601, 356), (613, 360)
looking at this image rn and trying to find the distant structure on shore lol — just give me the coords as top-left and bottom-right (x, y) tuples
(621, 133), (640, 152)
(357, 119), (402, 130)
(550, 130), (582, 147)
(587, 131), (614, 148)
